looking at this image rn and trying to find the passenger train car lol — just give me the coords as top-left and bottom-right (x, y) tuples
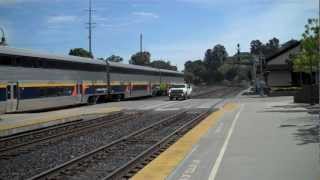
(0, 46), (184, 113)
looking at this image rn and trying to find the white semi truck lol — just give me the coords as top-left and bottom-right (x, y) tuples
(168, 83), (192, 100)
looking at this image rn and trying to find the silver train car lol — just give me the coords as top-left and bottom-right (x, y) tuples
(0, 47), (184, 113)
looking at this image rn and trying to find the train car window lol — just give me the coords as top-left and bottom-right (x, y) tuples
(132, 85), (147, 91)
(0, 53), (179, 76)
(20, 57), (34, 67)
(6, 85), (11, 99)
(111, 85), (126, 93)
(17, 56), (25, 67)
(0, 55), (14, 66)
(33, 58), (40, 68)
(13, 85), (17, 99)
(0, 88), (6, 101)
(110, 66), (158, 76)
(20, 86), (73, 99)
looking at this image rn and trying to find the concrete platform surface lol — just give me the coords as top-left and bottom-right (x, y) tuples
(133, 96), (320, 180)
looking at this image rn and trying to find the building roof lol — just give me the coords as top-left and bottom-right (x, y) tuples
(0, 46), (183, 75)
(265, 64), (290, 71)
(266, 41), (301, 63)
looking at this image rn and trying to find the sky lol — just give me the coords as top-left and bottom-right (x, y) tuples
(0, 0), (318, 70)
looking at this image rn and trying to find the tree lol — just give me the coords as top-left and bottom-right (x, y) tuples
(218, 63), (238, 81)
(293, 18), (319, 74)
(69, 48), (93, 58)
(129, 51), (151, 66)
(204, 44), (228, 83)
(250, 38), (280, 57)
(250, 40), (264, 55)
(265, 37), (280, 57)
(106, 55), (123, 62)
(150, 60), (177, 71)
(184, 60), (207, 84)
(204, 44), (228, 71)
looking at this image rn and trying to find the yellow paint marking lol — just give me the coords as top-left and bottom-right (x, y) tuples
(0, 107), (121, 131)
(132, 102), (239, 180)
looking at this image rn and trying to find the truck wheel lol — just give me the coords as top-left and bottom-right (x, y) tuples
(183, 95), (187, 100)
(169, 97), (173, 101)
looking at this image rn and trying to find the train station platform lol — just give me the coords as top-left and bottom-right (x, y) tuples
(0, 105), (121, 137)
(133, 96), (320, 180)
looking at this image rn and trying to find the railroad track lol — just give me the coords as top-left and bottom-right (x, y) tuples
(0, 111), (142, 156)
(27, 110), (209, 180)
(1, 86), (243, 180)
(193, 86), (244, 99)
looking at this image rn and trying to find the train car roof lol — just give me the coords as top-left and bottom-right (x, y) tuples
(0, 46), (183, 75)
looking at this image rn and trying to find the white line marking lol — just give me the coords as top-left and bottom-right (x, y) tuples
(208, 104), (244, 180)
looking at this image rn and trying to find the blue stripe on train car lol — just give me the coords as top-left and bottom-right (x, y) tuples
(111, 85), (126, 94)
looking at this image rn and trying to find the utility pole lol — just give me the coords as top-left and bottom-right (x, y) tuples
(237, 43), (240, 61)
(140, 33), (143, 53)
(318, 0), (320, 106)
(139, 33), (144, 64)
(87, 0), (95, 57)
(259, 51), (264, 80)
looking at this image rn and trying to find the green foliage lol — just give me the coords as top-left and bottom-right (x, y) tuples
(250, 37), (280, 57)
(218, 64), (238, 81)
(185, 44), (252, 85)
(204, 44), (228, 71)
(69, 48), (93, 58)
(184, 60), (206, 84)
(218, 63), (251, 82)
(106, 55), (124, 62)
(211, 71), (224, 83)
(250, 40), (263, 55)
(202, 44), (228, 84)
(129, 51), (151, 66)
(293, 18), (319, 74)
(150, 60), (177, 71)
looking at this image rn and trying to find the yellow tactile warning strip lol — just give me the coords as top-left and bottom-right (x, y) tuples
(132, 102), (239, 180)
(0, 107), (121, 131)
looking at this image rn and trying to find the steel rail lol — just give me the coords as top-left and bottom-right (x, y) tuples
(27, 110), (188, 180)
(0, 111), (135, 155)
(102, 111), (209, 180)
(107, 87), (242, 179)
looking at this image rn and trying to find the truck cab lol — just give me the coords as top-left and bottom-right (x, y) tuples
(168, 83), (192, 100)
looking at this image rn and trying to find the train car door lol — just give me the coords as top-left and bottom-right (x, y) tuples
(77, 81), (83, 103)
(129, 82), (132, 97)
(6, 82), (18, 113)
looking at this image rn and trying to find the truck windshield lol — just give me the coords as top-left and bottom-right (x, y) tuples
(171, 85), (185, 88)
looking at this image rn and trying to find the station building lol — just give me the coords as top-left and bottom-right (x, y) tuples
(265, 41), (302, 87)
